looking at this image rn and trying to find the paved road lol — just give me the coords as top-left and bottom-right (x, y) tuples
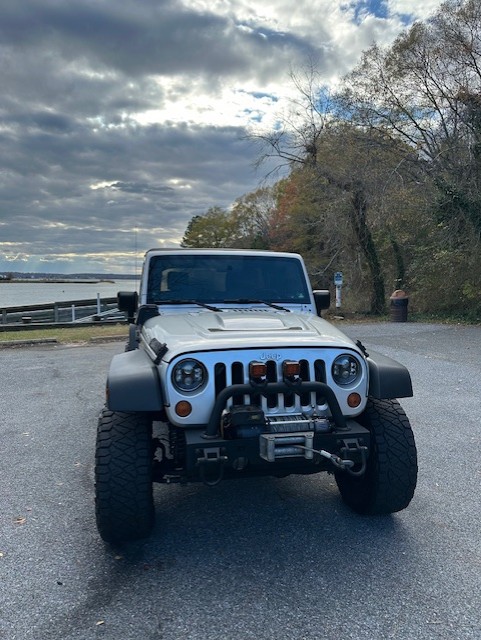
(1, 322), (480, 640)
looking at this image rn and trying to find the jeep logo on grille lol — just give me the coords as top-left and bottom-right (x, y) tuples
(260, 352), (282, 361)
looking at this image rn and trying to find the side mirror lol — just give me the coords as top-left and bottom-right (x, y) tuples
(313, 290), (330, 316)
(117, 291), (139, 323)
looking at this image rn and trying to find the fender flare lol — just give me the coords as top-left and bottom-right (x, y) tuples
(367, 350), (413, 399)
(106, 349), (163, 412)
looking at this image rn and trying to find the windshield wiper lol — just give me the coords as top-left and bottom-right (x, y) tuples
(154, 299), (222, 312)
(222, 299), (291, 312)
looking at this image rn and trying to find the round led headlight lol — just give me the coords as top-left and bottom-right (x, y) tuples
(172, 359), (207, 392)
(332, 354), (361, 386)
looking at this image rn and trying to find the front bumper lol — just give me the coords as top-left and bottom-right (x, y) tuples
(170, 380), (370, 482)
(183, 420), (370, 482)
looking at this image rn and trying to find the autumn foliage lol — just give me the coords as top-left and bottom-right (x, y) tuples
(182, 0), (481, 319)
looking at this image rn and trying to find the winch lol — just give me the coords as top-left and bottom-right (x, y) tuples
(221, 405), (332, 439)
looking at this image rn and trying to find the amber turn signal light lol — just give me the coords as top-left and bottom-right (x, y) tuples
(347, 393), (362, 408)
(175, 401), (192, 417)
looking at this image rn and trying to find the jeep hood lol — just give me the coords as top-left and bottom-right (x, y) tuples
(141, 309), (358, 363)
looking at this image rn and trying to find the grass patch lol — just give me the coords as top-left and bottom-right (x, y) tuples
(0, 324), (128, 344)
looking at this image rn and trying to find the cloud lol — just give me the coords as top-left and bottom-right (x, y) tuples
(387, 0), (442, 21)
(0, 0), (442, 273)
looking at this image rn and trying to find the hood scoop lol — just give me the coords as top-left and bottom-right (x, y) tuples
(210, 315), (303, 332)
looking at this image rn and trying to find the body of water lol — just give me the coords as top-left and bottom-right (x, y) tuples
(0, 280), (139, 308)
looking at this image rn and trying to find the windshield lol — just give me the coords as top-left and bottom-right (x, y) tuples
(146, 254), (311, 305)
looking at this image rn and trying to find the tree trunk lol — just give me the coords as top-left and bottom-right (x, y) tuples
(350, 187), (386, 314)
(390, 234), (405, 289)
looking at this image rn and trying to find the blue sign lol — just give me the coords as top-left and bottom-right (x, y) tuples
(334, 272), (343, 286)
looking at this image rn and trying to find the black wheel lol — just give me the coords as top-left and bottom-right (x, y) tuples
(95, 408), (154, 543)
(335, 398), (417, 515)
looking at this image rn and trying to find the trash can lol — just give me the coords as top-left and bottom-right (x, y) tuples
(389, 290), (409, 322)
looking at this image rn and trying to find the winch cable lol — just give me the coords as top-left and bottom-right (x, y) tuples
(294, 445), (367, 477)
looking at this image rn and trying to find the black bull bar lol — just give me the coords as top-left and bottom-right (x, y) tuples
(203, 381), (349, 439)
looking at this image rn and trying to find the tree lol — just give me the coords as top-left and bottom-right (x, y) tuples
(342, 0), (481, 240)
(181, 207), (239, 248)
(182, 188), (277, 250)
(248, 66), (420, 314)
(231, 187), (276, 249)
(340, 0), (481, 316)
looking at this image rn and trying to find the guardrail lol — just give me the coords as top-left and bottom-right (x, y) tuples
(0, 296), (125, 326)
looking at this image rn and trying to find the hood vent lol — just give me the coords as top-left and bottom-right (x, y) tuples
(209, 315), (303, 332)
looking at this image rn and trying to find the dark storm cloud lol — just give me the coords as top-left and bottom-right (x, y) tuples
(0, 119), (261, 259)
(6, 111), (74, 133)
(107, 182), (175, 195)
(0, 0), (319, 78)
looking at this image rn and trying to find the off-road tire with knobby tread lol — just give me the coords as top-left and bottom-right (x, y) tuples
(335, 398), (417, 515)
(95, 408), (154, 543)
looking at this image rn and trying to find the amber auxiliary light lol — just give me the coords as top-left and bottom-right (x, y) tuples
(283, 360), (301, 379)
(249, 361), (267, 380)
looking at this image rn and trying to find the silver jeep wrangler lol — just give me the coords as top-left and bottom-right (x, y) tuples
(95, 249), (417, 543)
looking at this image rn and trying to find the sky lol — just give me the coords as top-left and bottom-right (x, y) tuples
(0, 0), (443, 274)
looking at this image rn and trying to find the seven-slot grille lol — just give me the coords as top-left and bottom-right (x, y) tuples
(213, 358), (327, 414)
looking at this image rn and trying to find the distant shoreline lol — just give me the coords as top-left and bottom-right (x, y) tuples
(0, 279), (116, 284)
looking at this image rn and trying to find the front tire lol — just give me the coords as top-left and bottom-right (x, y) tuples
(95, 408), (154, 543)
(335, 398), (417, 515)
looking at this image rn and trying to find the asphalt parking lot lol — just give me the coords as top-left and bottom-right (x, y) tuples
(1, 321), (480, 639)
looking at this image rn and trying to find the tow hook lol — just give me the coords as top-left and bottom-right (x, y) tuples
(339, 439), (368, 477)
(196, 447), (228, 487)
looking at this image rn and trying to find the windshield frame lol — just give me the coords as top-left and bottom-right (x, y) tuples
(144, 253), (312, 306)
